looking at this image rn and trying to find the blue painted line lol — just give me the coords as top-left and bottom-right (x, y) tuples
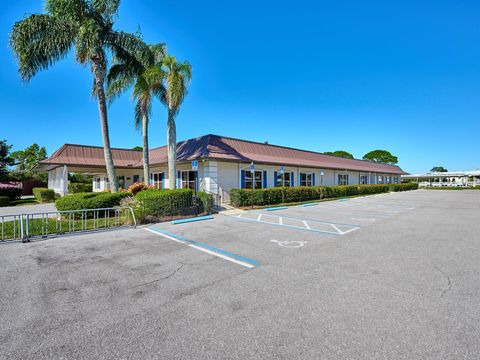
(302, 202), (320, 207)
(251, 211), (361, 228)
(337, 198), (349, 202)
(232, 216), (342, 236)
(265, 206), (289, 211)
(171, 215), (214, 225)
(148, 227), (260, 267)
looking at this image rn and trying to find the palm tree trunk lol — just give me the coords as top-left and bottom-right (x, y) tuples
(92, 60), (118, 193)
(167, 109), (177, 190)
(142, 114), (150, 186)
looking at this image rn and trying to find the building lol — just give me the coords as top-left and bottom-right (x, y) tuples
(402, 170), (480, 187)
(35, 134), (408, 202)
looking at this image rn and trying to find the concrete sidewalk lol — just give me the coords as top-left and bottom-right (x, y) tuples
(0, 203), (56, 216)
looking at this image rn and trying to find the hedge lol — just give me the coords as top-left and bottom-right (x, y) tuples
(55, 192), (130, 211)
(32, 187), (56, 203)
(0, 196), (9, 207)
(0, 182), (22, 200)
(135, 189), (194, 217)
(230, 183), (418, 207)
(69, 183), (93, 193)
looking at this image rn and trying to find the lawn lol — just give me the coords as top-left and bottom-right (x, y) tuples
(1, 214), (134, 241)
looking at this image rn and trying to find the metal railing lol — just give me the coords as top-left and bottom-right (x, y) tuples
(1, 207), (136, 243)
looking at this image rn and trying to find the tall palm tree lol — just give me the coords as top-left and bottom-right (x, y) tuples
(10, 0), (145, 192)
(106, 43), (166, 185)
(162, 55), (192, 189)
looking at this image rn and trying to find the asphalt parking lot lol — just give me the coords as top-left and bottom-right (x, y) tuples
(1, 190), (480, 359)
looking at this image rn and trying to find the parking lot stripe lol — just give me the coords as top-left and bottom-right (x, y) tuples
(145, 227), (260, 269)
(265, 206), (289, 211)
(232, 215), (342, 236)
(171, 215), (214, 225)
(252, 211), (361, 228)
(302, 202), (320, 207)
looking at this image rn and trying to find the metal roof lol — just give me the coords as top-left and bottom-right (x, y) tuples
(37, 134), (408, 175)
(402, 170), (480, 178)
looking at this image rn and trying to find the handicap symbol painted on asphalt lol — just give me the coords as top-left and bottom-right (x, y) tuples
(270, 239), (306, 248)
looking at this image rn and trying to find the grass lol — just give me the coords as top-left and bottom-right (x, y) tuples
(1, 214), (134, 241)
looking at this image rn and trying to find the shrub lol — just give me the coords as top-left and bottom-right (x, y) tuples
(0, 196), (9, 207)
(196, 191), (214, 214)
(229, 183), (417, 207)
(69, 183), (93, 193)
(0, 182), (22, 200)
(135, 189), (194, 218)
(55, 192), (130, 211)
(32, 188), (55, 203)
(127, 182), (152, 195)
(390, 183), (419, 192)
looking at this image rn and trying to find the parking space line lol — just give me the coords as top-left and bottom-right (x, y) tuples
(231, 215), (342, 236)
(253, 212), (361, 228)
(145, 227), (260, 269)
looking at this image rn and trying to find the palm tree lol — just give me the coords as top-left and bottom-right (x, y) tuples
(107, 43), (166, 185)
(9, 0), (145, 192)
(162, 55), (192, 189)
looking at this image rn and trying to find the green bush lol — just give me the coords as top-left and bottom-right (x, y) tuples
(55, 192), (130, 211)
(135, 189), (194, 217)
(32, 187), (55, 203)
(69, 183), (93, 193)
(390, 183), (419, 192)
(0, 196), (9, 207)
(230, 183), (416, 207)
(196, 192), (214, 214)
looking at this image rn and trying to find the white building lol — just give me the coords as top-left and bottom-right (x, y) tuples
(402, 170), (480, 187)
(36, 134), (408, 203)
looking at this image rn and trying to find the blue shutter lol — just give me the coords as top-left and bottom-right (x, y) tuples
(291, 172), (294, 187)
(149, 173), (153, 186)
(263, 170), (267, 188)
(161, 173), (165, 189)
(177, 171), (181, 188)
(241, 170), (246, 189)
(312, 173), (316, 186)
(195, 171), (199, 192)
(274, 171), (278, 187)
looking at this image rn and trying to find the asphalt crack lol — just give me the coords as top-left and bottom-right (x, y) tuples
(432, 262), (452, 297)
(131, 264), (185, 289)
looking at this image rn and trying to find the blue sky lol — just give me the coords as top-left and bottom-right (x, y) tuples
(1, 0), (479, 173)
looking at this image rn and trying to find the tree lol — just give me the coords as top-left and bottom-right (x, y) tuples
(161, 54), (192, 189)
(131, 146), (143, 151)
(107, 43), (166, 184)
(430, 166), (448, 173)
(324, 150), (354, 159)
(363, 150), (398, 164)
(10, 143), (47, 173)
(10, 0), (145, 192)
(0, 140), (14, 175)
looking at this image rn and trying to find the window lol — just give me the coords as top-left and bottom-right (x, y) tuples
(133, 175), (140, 184)
(104, 177), (110, 190)
(393, 176), (399, 184)
(151, 172), (164, 189)
(378, 175), (384, 184)
(386, 176), (391, 184)
(245, 171), (263, 189)
(181, 171), (196, 190)
(360, 175), (369, 185)
(275, 172), (291, 187)
(95, 177), (101, 190)
(117, 176), (125, 189)
(300, 173), (314, 186)
(338, 174), (349, 185)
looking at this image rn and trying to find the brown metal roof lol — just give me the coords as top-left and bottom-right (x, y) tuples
(38, 134), (408, 174)
(40, 144), (143, 168)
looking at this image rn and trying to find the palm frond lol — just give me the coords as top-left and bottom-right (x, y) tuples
(91, 0), (120, 22)
(105, 72), (134, 103)
(45, 0), (90, 23)
(10, 14), (76, 81)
